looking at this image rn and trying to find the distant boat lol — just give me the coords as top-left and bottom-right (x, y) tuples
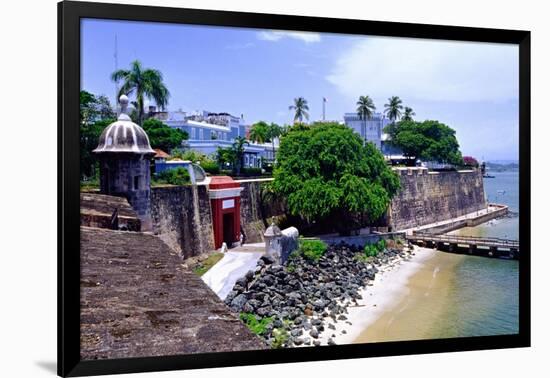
(483, 174), (496, 178)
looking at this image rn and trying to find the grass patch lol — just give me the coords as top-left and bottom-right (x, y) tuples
(192, 253), (224, 276)
(239, 313), (274, 336)
(297, 239), (327, 262)
(363, 239), (387, 258)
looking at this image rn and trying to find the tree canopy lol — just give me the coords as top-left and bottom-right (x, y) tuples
(385, 120), (462, 165)
(249, 121), (269, 144)
(112, 60), (170, 124)
(289, 97), (309, 123)
(141, 118), (188, 153)
(384, 96), (403, 122)
(272, 122), (400, 234)
(80, 90), (116, 179)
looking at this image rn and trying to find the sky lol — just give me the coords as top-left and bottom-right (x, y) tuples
(81, 19), (519, 161)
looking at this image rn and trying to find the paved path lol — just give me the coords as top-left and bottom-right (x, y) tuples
(201, 243), (265, 301)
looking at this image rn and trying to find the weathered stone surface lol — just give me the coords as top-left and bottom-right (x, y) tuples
(80, 226), (266, 360)
(389, 169), (486, 230)
(239, 181), (286, 243)
(80, 193), (141, 231)
(150, 185), (215, 259)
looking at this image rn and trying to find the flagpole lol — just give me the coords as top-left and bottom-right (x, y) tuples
(322, 97), (326, 121)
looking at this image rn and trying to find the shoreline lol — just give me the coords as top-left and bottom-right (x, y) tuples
(312, 245), (439, 346)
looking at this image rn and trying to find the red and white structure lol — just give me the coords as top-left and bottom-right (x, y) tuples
(208, 176), (243, 249)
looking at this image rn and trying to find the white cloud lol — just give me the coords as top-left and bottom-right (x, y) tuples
(257, 30), (321, 44)
(326, 37), (518, 103)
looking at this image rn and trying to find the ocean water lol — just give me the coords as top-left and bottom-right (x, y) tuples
(433, 169), (520, 338)
(355, 170), (520, 343)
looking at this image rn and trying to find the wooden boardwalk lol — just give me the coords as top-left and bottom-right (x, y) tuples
(407, 232), (520, 259)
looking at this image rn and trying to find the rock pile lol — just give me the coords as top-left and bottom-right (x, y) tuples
(224, 241), (411, 347)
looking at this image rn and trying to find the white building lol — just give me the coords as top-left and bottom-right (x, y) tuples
(343, 112), (390, 149)
(151, 110), (277, 168)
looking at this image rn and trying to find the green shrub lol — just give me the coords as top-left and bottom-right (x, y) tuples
(200, 160), (220, 174)
(241, 167), (262, 176)
(271, 328), (289, 349)
(363, 244), (378, 258)
(154, 167), (190, 186)
(239, 313), (274, 336)
(298, 239), (327, 262)
(363, 238), (387, 258)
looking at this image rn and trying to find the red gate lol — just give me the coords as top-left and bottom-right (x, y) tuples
(208, 176), (243, 249)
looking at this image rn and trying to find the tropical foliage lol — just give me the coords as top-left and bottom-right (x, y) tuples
(384, 120), (462, 165)
(154, 167), (191, 186)
(463, 156), (479, 168)
(170, 149), (219, 174)
(297, 239), (328, 262)
(111, 60), (170, 124)
(356, 95), (376, 143)
(79, 90), (116, 179)
(141, 118), (188, 153)
(384, 96), (404, 122)
(215, 136), (250, 175)
(402, 106), (416, 121)
(249, 121), (269, 144)
(289, 97), (309, 123)
(272, 122), (401, 234)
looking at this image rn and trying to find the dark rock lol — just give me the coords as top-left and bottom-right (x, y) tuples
(245, 270), (255, 281)
(261, 255), (275, 265)
(230, 294), (247, 311)
(256, 306), (272, 317)
(327, 338), (336, 346)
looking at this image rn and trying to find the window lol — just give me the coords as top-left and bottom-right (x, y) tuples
(133, 175), (141, 190)
(191, 127), (196, 139)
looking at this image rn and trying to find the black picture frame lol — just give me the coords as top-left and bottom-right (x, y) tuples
(58, 1), (531, 376)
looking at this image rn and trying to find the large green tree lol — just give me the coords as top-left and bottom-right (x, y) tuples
(111, 60), (170, 124)
(80, 90), (116, 179)
(356, 95), (376, 142)
(232, 136), (249, 175)
(266, 122), (282, 162)
(289, 97), (309, 123)
(249, 121), (269, 144)
(384, 96), (403, 122)
(402, 107), (416, 121)
(385, 120), (462, 165)
(272, 122), (400, 234)
(141, 118), (188, 153)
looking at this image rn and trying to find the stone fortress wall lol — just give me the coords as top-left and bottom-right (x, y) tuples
(388, 168), (487, 231)
(150, 185), (215, 259)
(148, 169), (486, 258)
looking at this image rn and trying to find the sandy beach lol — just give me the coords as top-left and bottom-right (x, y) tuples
(314, 245), (455, 345)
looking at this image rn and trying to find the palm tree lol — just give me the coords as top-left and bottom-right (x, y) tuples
(111, 60), (170, 125)
(402, 107), (416, 121)
(232, 136), (249, 175)
(384, 96), (404, 122)
(289, 97), (309, 123)
(356, 95), (376, 143)
(266, 123), (282, 163)
(249, 121), (269, 144)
